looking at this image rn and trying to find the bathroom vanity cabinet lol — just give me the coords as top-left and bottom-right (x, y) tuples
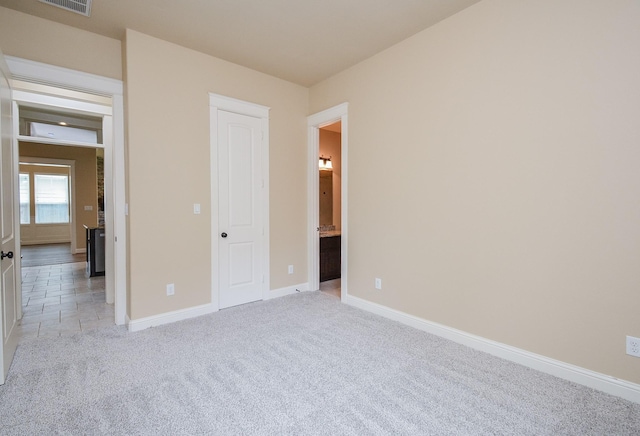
(320, 234), (341, 282)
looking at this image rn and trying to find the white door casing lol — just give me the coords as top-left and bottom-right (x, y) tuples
(0, 50), (19, 385)
(307, 103), (349, 297)
(5, 56), (126, 326)
(210, 94), (270, 310)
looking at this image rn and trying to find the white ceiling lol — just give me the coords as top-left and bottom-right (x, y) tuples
(0, 0), (481, 86)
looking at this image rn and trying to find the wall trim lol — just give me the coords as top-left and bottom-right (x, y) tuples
(21, 238), (70, 245)
(127, 282), (308, 332)
(343, 294), (640, 404)
(127, 303), (218, 333)
(209, 93), (269, 118)
(6, 56), (123, 96)
(266, 282), (310, 300)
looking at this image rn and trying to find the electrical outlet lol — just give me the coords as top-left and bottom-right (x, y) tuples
(166, 283), (175, 296)
(288, 265), (294, 274)
(627, 336), (640, 357)
(375, 278), (382, 290)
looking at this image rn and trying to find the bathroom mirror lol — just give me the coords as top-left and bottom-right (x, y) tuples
(319, 171), (333, 226)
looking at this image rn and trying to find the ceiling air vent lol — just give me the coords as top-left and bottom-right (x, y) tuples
(39, 0), (92, 17)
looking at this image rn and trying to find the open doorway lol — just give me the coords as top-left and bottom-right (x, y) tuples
(16, 106), (112, 338)
(318, 122), (342, 298)
(6, 56), (127, 326)
(18, 159), (84, 266)
(17, 107), (104, 264)
(307, 103), (348, 298)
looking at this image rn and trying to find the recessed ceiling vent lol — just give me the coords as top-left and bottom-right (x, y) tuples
(39, 0), (92, 17)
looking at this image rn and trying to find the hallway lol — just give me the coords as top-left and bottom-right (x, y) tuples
(18, 262), (113, 339)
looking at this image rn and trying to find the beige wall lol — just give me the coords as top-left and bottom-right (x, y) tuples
(0, 6), (122, 80)
(319, 129), (341, 230)
(124, 30), (308, 319)
(310, 0), (640, 384)
(4, 0), (638, 387)
(19, 142), (99, 251)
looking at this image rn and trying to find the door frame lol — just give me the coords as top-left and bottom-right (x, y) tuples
(6, 56), (127, 325)
(18, 157), (77, 249)
(307, 103), (348, 297)
(209, 93), (270, 310)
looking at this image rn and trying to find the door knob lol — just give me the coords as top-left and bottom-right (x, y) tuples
(1, 251), (13, 260)
(221, 232), (228, 238)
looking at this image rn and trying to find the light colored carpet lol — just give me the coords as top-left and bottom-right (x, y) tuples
(1, 292), (638, 435)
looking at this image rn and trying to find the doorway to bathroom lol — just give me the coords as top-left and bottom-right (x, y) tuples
(307, 103), (348, 299)
(318, 122), (341, 298)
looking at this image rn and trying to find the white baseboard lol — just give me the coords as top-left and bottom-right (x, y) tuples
(128, 283), (310, 332)
(266, 282), (310, 300)
(127, 303), (218, 332)
(343, 294), (640, 404)
(21, 239), (71, 245)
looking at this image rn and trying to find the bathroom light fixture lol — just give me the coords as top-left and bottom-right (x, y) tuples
(319, 156), (333, 170)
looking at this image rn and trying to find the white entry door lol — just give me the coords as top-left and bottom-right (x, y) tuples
(0, 51), (19, 385)
(217, 110), (264, 309)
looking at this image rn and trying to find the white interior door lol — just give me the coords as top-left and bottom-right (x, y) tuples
(0, 51), (19, 385)
(218, 110), (264, 309)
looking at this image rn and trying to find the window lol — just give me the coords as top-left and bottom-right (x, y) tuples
(19, 173), (30, 224)
(34, 174), (70, 224)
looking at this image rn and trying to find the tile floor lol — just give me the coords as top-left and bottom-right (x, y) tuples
(320, 278), (341, 298)
(18, 262), (114, 340)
